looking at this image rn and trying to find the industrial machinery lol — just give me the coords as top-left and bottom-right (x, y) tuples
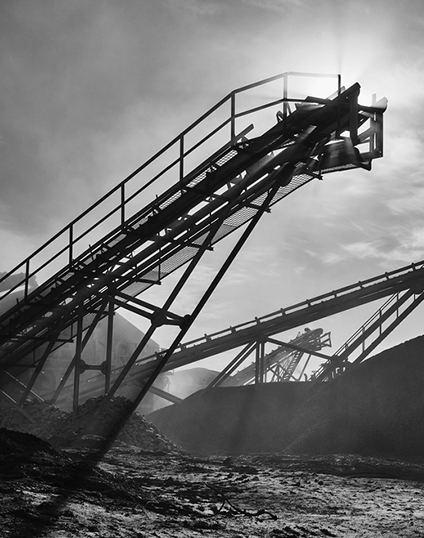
(56, 256), (424, 410)
(0, 72), (387, 421)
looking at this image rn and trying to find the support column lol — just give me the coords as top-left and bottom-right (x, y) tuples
(255, 340), (266, 383)
(72, 305), (84, 419)
(105, 298), (114, 393)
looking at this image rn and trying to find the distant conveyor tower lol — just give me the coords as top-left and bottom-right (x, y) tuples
(0, 72), (386, 418)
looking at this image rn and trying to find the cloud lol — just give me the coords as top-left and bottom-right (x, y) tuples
(164, 0), (223, 17)
(241, 0), (306, 12)
(341, 241), (382, 260)
(326, 229), (424, 266)
(387, 189), (424, 216)
(1, 0), (424, 358)
(319, 252), (347, 265)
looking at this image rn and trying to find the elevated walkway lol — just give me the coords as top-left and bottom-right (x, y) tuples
(0, 72), (386, 415)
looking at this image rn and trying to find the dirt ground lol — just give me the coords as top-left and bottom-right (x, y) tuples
(2, 337), (424, 537)
(2, 431), (424, 538)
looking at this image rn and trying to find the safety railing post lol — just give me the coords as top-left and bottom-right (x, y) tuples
(230, 92), (236, 141)
(24, 259), (30, 300)
(69, 225), (74, 268)
(121, 184), (126, 226)
(179, 135), (184, 183)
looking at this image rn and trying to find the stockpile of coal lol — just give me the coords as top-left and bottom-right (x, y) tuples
(0, 428), (57, 459)
(0, 396), (183, 453)
(148, 381), (314, 455)
(0, 428), (67, 480)
(285, 335), (424, 462)
(149, 335), (424, 462)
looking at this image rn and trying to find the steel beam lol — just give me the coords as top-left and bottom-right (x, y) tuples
(0, 76), (387, 415)
(50, 300), (108, 403)
(72, 305), (84, 418)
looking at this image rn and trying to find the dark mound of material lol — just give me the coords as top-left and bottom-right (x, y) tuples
(285, 335), (424, 462)
(149, 335), (424, 461)
(0, 428), (65, 481)
(0, 428), (56, 457)
(148, 382), (314, 455)
(0, 396), (183, 453)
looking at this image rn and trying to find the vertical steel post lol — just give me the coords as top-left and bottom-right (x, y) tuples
(121, 184), (126, 225)
(72, 305), (84, 418)
(260, 340), (266, 381)
(69, 225), (74, 268)
(255, 341), (265, 384)
(254, 342), (260, 384)
(24, 259), (30, 300)
(230, 92), (236, 141)
(105, 297), (114, 393)
(179, 135), (184, 183)
(50, 300), (108, 404)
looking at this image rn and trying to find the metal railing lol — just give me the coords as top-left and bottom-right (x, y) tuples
(143, 258), (424, 356)
(0, 72), (341, 311)
(311, 287), (424, 381)
(64, 259), (424, 395)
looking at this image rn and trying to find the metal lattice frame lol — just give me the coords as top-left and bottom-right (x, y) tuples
(0, 73), (386, 417)
(50, 259), (424, 409)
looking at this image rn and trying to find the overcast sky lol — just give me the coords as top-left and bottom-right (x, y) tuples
(1, 0), (424, 368)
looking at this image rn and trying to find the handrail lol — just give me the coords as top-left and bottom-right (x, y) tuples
(333, 293), (399, 357)
(148, 259), (424, 354)
(311, 288), (420, 381)
(0, 72), (340, 308)
(56, 258), (424, 398)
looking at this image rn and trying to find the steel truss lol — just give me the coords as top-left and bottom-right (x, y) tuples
(0, 72), (386, 419)
(209, 328), (332, 387)
(52, 259), (424, 408)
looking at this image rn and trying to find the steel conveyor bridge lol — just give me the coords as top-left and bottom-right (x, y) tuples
(0, 72), (386, 418)
(57, 257), (424, 407)
(53, 327), (331, 405)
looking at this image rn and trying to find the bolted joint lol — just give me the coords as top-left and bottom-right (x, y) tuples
(150, 310), (168, 327)
(179, 314), (192, 330)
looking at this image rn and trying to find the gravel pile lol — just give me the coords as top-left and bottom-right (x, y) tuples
(0, 396), (183, 453)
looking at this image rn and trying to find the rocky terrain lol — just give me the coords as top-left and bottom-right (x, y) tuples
(1, 428), (424, 537)
(0, 395), (183, 453)
(1, 335), (424, 536)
